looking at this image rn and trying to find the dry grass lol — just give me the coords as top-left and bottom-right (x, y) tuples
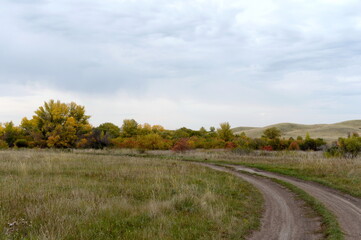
(0, 150), (262, 240)
(160, 149), (361, 197)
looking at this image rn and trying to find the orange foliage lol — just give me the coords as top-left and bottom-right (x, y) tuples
(172, 138), (191, 152)
(289, 141), (300, 151)
(225, 142), (237, 149)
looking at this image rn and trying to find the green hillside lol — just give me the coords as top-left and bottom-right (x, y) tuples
(233, 120), (361, 142)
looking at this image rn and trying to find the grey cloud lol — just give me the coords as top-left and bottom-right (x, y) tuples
(0, 0), (361, 111)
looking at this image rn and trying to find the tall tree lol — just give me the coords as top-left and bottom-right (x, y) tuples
(23, 100), (91, 148)
(97, 122), (121, 138)
(1, 122), (21, 147)
(121, 119), (139, 138)
(217, 122), (234, 141)
(262, 127), (281, 140)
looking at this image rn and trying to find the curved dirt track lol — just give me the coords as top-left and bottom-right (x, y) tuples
(201, 163), (322, 240)
(229, 165), (361, 240)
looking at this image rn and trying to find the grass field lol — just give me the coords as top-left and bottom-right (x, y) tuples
(0, 150), (262, 240)
(165, 150), (361, 198)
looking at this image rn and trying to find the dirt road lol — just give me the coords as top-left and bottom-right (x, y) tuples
(201, 163), (322, 240)
(228, 165), (361, 240)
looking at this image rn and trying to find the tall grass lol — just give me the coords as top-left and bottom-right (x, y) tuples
(0, 150), (262, 240)
(154, 149), (361, 197)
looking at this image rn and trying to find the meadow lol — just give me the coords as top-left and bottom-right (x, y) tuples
(0, 150), (262, 240)
(160, 150), (361, 198)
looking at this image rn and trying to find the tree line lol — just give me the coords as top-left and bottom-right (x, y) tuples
(0, 100), (360, 157)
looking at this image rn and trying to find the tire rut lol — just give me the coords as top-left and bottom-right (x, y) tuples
(200, 163), (323, 240)
(230, 165), (361, 240)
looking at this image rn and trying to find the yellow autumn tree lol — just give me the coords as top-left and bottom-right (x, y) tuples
(0, 124), (4, 137)
(137, 133), (171, 150)
(217, 122), (234, 142)
(22, 100), (91, 148)
(152, 125), (165, 132)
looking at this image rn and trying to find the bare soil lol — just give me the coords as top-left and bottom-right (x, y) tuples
(230, 165), (361, 240)
(200, 163), (323, 240)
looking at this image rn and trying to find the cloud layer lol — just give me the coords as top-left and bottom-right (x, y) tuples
(1, 0), (360, 129)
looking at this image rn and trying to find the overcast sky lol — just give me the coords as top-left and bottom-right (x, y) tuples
(0, 0), (360, 129)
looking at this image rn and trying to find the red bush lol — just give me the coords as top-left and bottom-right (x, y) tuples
(172, 138), (191, 152)
(288, 141), (300, 151)
(225, 142), (237, 149)
(262, 145), (273, 151)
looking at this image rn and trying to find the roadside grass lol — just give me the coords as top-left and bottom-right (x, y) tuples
(139, 149), (361, 198)
(73, 149), (361, 198)
(0, 150), (262, 240)
(230, 160), (361, 198)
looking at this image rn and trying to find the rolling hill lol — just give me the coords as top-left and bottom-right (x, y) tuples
(232, 120), (361, 142)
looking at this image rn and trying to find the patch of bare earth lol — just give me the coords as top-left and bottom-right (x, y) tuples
(200, 164), (323, 240)
(230, 165), (361, 240)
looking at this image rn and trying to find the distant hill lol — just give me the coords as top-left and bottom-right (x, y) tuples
(232, 120), (361, 142)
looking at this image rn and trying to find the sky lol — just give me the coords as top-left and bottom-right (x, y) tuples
(0, 0), (360, 129)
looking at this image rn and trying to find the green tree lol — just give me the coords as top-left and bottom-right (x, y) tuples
(217, 122), (234, 142)
(97, 122), (121, 138)
(1, 122), (21, 147)
(0, 140), (8, 149)
(138, 123), (152, 135)
(338, 136), (361, 158)
(173, 127), (193, 139)
(199, 127), (207, 137)
(152, 125), (165, 132)
(300, 133), (325, 151)
(262, 127), (281, 140)
(20, 117), (43, 147)
(121, 119), (139, 138)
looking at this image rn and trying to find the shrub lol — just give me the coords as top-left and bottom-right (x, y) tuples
(300, 138), (317, 151)
(137, 133), (171, 150)
(172, 138), (191, 152)
(0, 140), (9, 149)
(324, 145), (342, 158)
(249, 138), (267, 150)
(338, 136), (361, 158)
(113, 137), (138, 149)
(288, 141), (300, 151)
(300, 134), (326, 151)
(225, 141), (237, 149)
(76, 138), (88, 148)
(262, 145), (273, 151)
(190, 136), (207, 149)
(14, 139), (29, 148)
(268, 138), (282, 150)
